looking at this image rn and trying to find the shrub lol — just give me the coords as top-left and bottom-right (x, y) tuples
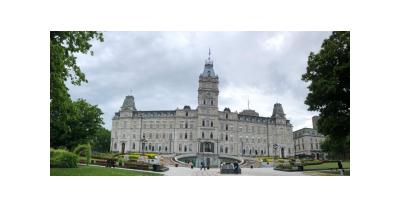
(50, 149), (78, 168)
(73, 144), (92, 165)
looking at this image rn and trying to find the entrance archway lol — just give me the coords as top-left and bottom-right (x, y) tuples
(121, 143), (125, 154)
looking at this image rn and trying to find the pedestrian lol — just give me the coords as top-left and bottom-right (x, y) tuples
(338, 160), (344, 175)
(189, 161), (193, 169)
(200, 161), (205, 170)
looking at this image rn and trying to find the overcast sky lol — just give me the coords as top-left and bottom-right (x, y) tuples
(69, 31), (331, 131)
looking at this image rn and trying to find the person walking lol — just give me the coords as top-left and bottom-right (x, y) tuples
(200, 161), (205, 170)
(338, 160), (344, 176)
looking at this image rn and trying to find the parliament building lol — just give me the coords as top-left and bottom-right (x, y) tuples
(111, 52), (295, 158)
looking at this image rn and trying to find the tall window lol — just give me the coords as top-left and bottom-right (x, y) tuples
(184, 145), (187, 152)
(132, 143), (135, 150)
(202, 120), (205, 127)
(211, 100), (214, 105)
(185, 112), (188, 117)
(220, 146), (223, 153)
(226, 114), (228, 119)
(202, 132), (204, 138)
(211, 121), (213, 127)
(185, 133), (187, 139)
(226, 124), (228, 131)
(185, 122), (188, 128)
(179, 144), (182, 152)
(225, 135), (228, 141)
(203, 99), (206, 105)
(225, 147), (228, 153)
(210, 132), (213, 139)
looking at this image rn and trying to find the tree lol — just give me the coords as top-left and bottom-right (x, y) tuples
(92, 127), (111, 153)
(302, 31), (350, 158)
(50, 31), (104, 149)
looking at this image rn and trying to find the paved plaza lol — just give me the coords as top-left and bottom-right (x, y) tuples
(164, 167), (306, 176)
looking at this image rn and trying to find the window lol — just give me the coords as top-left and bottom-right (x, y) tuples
(185, 133), (187, 139)
(184, 145), (187, 152)
(202, 120), (205, 127)
(203, 99), (206, 105)
(179, 144), (182, 152)
(226, 114), (228, 119)
(225, 135), (228, 141)
(189, 144), (192, 151)
(211, 100), (214, 105)
(185, 122), (188, 128)
(165, 146), (168, 152)
(255, 150), (258, 155)
(261, 150), (264, 155)
(225, 147), (228, 153)
(185, 112), (188, 117)
(132, 143), (135, 150)
(202, 132), (205, 138)
(210, 132), (213, 139)
(220, 146), (223, 153)
(226, 124), (228, 131)
(211, 121), (213, 127)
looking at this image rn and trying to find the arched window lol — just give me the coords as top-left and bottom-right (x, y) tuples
(225, 147), (228, 153)
(202, 132), (204, 138)
(211, 121), (213, 127)
(226, 124), (228, 131)
(185, 112), (188, 117)
(184, 145), (187, 152)
(210, 132), (213, 139)
(225, 135), (228, 141)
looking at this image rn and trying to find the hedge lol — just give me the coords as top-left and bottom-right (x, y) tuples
(50, 149), (78, 168)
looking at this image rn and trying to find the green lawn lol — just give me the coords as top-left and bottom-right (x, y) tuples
(305, 170), (350, 176)
(51, 165), (163, 176)
(304, 161), (350, 170)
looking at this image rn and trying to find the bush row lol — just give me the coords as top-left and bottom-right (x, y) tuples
(50, 148), (78, 168)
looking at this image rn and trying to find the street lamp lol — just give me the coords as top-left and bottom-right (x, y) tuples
(141, 135), (147, 156)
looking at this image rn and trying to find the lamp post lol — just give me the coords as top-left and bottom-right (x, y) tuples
(141, 136), (147, 156)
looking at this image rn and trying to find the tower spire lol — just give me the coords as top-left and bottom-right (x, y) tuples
(208, 48), (211, 60)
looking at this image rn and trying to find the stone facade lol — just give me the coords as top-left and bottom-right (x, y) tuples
(111, 53), (294, 158)
(293, 127), (326, 159)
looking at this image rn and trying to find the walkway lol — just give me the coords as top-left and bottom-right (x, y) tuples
(164, 167), (306, 176)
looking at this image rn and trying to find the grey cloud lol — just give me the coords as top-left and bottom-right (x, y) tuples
(69, 31), (331, 130)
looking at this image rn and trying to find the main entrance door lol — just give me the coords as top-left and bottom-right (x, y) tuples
(121, 143), (125, 154)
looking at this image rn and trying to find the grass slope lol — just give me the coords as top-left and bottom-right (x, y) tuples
(304, 161), (350, 170)
(51, 165), (163, 176)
